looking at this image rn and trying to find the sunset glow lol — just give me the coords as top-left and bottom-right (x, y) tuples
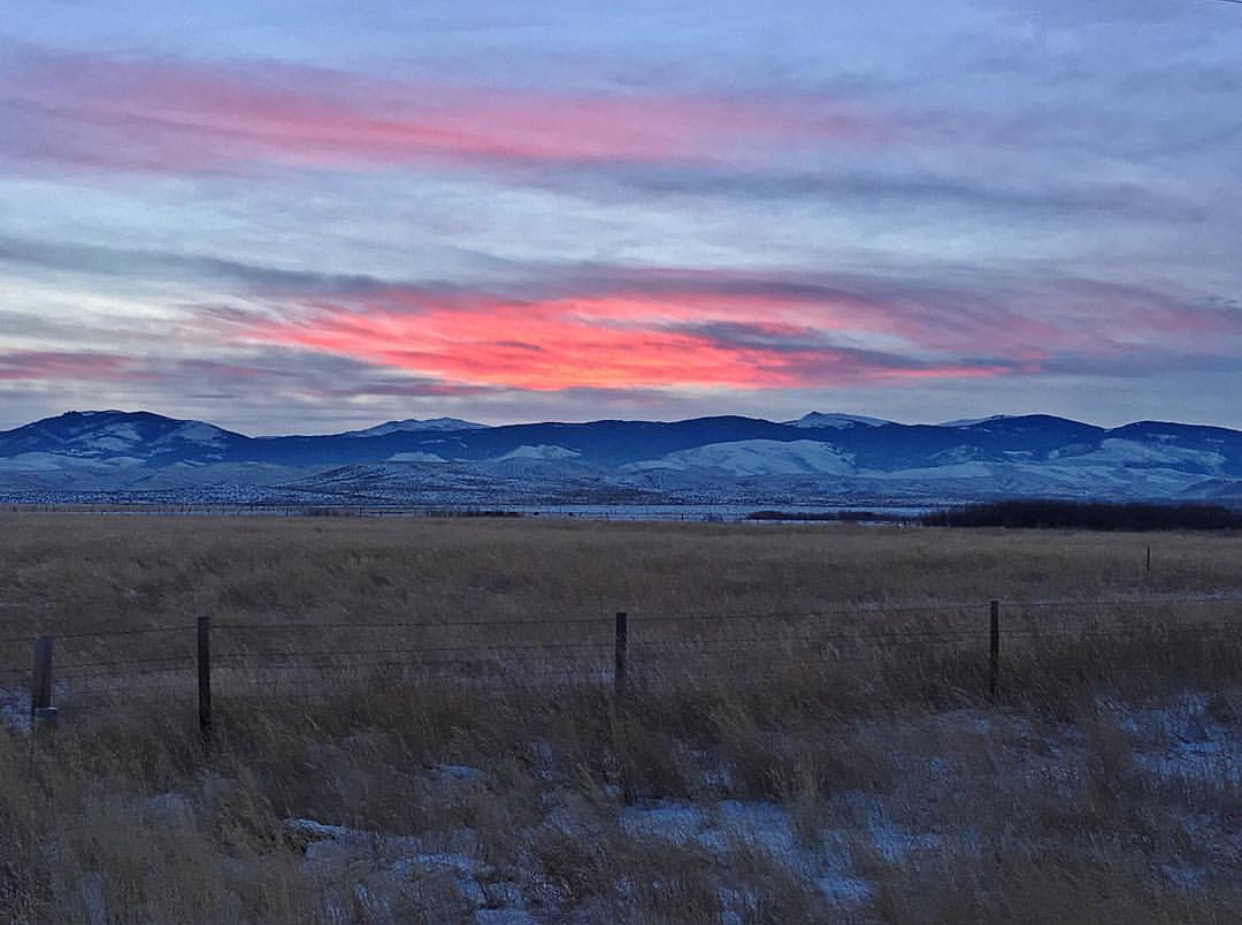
(1, 1), (1239, 432)
(247, 293), (1014, 392)
(5, 52), (873, 175)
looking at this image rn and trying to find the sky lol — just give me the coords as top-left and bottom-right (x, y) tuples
(1, 1), (1240, 434)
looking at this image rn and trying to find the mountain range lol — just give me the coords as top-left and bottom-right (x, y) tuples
(1, 409), (1240, 509)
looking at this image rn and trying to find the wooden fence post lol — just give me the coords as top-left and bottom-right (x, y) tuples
(614, 612), (628, 704)
(613, 611), (634, 804)
(989, 600), (1000, 704)
(198, 616), (213, 741)
(30, 635), (56, 728)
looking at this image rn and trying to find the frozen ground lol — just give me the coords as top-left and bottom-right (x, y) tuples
(187, 691), (1240, 924)
(5, 672), (1238, 922)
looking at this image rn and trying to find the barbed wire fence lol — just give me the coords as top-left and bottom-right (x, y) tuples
(2, 594), (1239, 737)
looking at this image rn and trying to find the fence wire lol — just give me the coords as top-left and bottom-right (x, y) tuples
(0, 594), (1236, 716)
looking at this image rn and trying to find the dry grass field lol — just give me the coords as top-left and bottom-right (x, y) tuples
(0, 513), (1240, 923)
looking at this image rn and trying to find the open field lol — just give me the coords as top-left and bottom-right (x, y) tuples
(1, 514), (1240, 923)
(2, 512), (1239, 628)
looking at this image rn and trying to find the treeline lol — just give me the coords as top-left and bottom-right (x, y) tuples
(923, 499), (1242, 531)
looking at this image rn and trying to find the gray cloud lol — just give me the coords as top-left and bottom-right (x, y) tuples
(532, 164), (1205, 226)
(0, 234), (390, 294)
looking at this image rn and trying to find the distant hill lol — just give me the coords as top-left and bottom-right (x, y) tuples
(342, 418), (488, 438)
(0, 409), (1239, 507)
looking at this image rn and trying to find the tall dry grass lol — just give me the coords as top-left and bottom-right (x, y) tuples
(0, 514), (1239, 923)
(0, 514), (1236, 633)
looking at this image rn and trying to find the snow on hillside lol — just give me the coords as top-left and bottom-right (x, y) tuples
(80, 423), (144, 453)
(872, 462), (999, 481)
(868, 458), (1214, 498)
(789, 412), (889, 429)
(626, 440), (854, 476)
(1049, 438), (1226, 471)
(936, 414), (1014, 428)
(0, 409), (1239, 506)
(151, 421), (230, 448)
(346, 418), (487, 437)
(386, 452), (448, 463)
(498, 445), (582, 461)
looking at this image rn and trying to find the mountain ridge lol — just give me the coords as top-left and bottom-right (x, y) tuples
(1, 409), (1239, 507)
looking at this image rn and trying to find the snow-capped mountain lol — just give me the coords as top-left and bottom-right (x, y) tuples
(935, 414), (1015, 428)
(343, 418), (487, 438)
(0, 409), (1239, 506)
(787, 412), (890, 429)
(0, 411), (247, 463)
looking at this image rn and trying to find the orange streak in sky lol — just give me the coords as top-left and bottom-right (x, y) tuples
(246, 293), (1009, 391)
(264, 299), (770, 389)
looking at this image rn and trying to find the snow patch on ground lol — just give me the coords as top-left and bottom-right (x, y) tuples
(0, 686), (30, 732)
(1110, 694), (1242, 786)
(287, 816), (523, 923)
(11, 684), (1241, 917)
(620, 798), (878, 909)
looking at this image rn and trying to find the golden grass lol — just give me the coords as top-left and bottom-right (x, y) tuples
(0, 513), (1236, 632)
(0, 514), (1239, 923)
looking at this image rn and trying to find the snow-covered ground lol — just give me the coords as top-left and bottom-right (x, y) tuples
(153, 692), (1236, 923)
(5, 678), (1237, 922)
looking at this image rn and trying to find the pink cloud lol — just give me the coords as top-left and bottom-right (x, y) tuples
(223, 264), (1242, 395)
(4, 52), (880, 175)
(0, 350), (150, 382)
(238, 283), (1018, 392)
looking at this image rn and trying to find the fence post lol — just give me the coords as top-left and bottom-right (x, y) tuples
(30, 635), (57, 728)
(989, 600), (1000, 704)
(614, 612), (628, 704)
(198, 616), (213, 741)
(613, 611), (634, 805)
